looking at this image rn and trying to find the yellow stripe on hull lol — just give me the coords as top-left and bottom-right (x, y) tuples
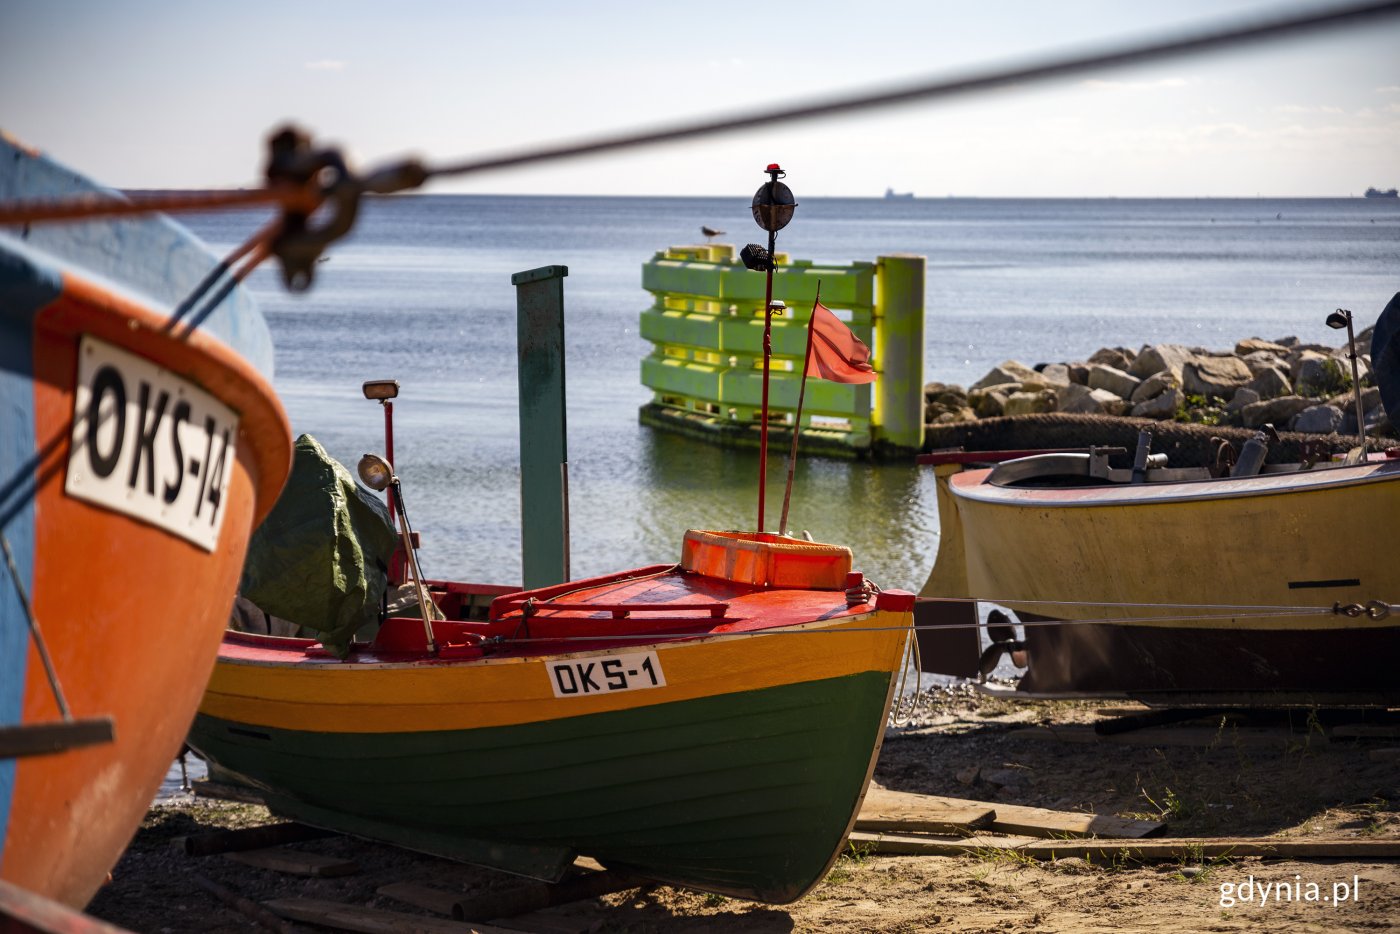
(200, 610), (909, 734)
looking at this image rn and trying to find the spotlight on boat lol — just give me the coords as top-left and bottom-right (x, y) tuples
(357, 453), (393, 492)
(362, 379), (399, 401)
(740, 243), (773, 271)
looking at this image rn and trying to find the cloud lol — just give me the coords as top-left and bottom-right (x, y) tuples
(1081, 77), (1189, 91)
(1376, 85), (1400, 94)
(1273, 104), (1344, 115)
(304, 60), (347, 71)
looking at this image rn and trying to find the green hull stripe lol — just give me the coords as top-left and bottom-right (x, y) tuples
(190, 670), (892, 902)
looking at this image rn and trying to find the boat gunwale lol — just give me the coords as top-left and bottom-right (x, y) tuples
(951, 456), (1400, 507)
(216, 601), (896, 672)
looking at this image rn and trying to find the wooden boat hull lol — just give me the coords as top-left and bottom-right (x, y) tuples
(190, 584), (910, 903)
(0, 137), (292, 907)
(918, 457), (1400, 703)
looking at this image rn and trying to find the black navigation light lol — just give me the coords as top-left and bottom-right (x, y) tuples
(740, 243), (773, 271)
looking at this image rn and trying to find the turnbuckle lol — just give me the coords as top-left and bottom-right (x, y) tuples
(1332, 600), (1391, 621)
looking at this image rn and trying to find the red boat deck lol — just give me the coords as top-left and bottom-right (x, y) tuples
(221, 565), (908, 666)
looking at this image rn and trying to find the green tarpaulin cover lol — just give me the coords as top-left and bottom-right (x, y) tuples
(239, 434), (397, 657)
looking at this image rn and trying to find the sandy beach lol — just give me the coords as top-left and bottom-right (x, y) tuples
(87, 688), (1400, 933)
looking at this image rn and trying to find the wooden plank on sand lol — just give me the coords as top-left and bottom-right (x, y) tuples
(849, 832), (1400, 861)
(229, 847), (358, 877)
(856, 786), (995, 834)
(862, 785), (1163, 839)
(264, 898), (519, 933)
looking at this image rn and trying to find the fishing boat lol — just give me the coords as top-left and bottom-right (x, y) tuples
(916, 442), (1400, 705)
(915, 295), (1400, 705)
(0, 133), (292, 908)
(190, 523), (912, 902)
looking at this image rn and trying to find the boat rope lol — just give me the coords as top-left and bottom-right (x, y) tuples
(482, 602), (1392, 646)
(2, 1), (1397, 230)
(0, 532), (72, 721)
(888, 614), (922, 728)
(918, 594), (1339, 614)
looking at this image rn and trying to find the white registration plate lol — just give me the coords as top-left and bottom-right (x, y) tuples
(65, 336), (239, 552)
(548, 650), (666, 698)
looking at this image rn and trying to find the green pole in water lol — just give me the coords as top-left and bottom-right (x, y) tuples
(513, 265), (570, 589)
(874, 253), (926, 453)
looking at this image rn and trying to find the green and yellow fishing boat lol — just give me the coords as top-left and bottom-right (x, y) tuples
(189, 529), (912, 903)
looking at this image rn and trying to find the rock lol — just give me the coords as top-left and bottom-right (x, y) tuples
(970, 385), (1016, 418)
(1234, 337), (1290, 356)
(1225, 388), (1260, 413)
(1129, 343), (1193, 380)
(1243, 365), (1292, 400)
(930, 408), (977, 425)
(1356, 325), (1374, 357)
(1130, 387), (1182, 420)
(1293, 404), (1343, 434)
(1240, 350), (1287, 374)
(1053, 857), (1090, 874)
(924, 381), (965, 401)
(1059, 383), (1127, 415)
(981, 768), (1030, 788)
(1088, 346), (1136, 370)
(955, 766), (980, 786)
(1327, 386), (1381, 413)
(1294, 351), (1349, 397)
(1273, 335), (1301, 348)
(1087, 364), (1141, 400)
(1241, 394), (1314, 429)
(1003, 389), (1058, 416)
(1182, 355), (1252, 401)
(1036, 363), (1072, 386)
(1067, 363), (1090, 386)
(1130, 371), (1179, 404)
(970, 360), (1039, 392)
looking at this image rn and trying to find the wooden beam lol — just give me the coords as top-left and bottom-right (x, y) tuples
(856, 786), (995, 835)
(228, 847), (358, 878)
(862, 785), (1163, 839)
(176, 822), (334, 857)
(264, 899), (518, 934)
(849, 831), (1400, 861)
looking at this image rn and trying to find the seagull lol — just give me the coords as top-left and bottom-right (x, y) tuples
(701, 225), (725, 242)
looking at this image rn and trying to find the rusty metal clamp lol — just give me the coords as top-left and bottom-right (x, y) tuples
(263, 126), (361, 291)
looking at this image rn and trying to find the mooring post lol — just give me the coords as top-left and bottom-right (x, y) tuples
(512, 265), (570, 589)
(874, 254), (926, 453)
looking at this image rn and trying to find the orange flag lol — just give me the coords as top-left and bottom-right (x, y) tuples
(805, 302), (877, 384)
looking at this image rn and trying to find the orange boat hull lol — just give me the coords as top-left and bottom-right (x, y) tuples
(1, 138), (291, 908)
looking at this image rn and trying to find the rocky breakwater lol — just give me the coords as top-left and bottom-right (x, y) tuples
(926, 329), (1391, 441)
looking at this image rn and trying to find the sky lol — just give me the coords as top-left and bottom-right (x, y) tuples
(1, 0), (1397, 197)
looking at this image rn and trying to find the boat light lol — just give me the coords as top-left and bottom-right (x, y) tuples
(357, 453), (393, 491)
(362, 379), (400, 400)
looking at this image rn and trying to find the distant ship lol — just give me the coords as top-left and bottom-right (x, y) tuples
(884, 187), (914, 200)
(1365, 187), (1398, 198)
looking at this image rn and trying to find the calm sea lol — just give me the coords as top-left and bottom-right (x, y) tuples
(182, 196), (1399, 594)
